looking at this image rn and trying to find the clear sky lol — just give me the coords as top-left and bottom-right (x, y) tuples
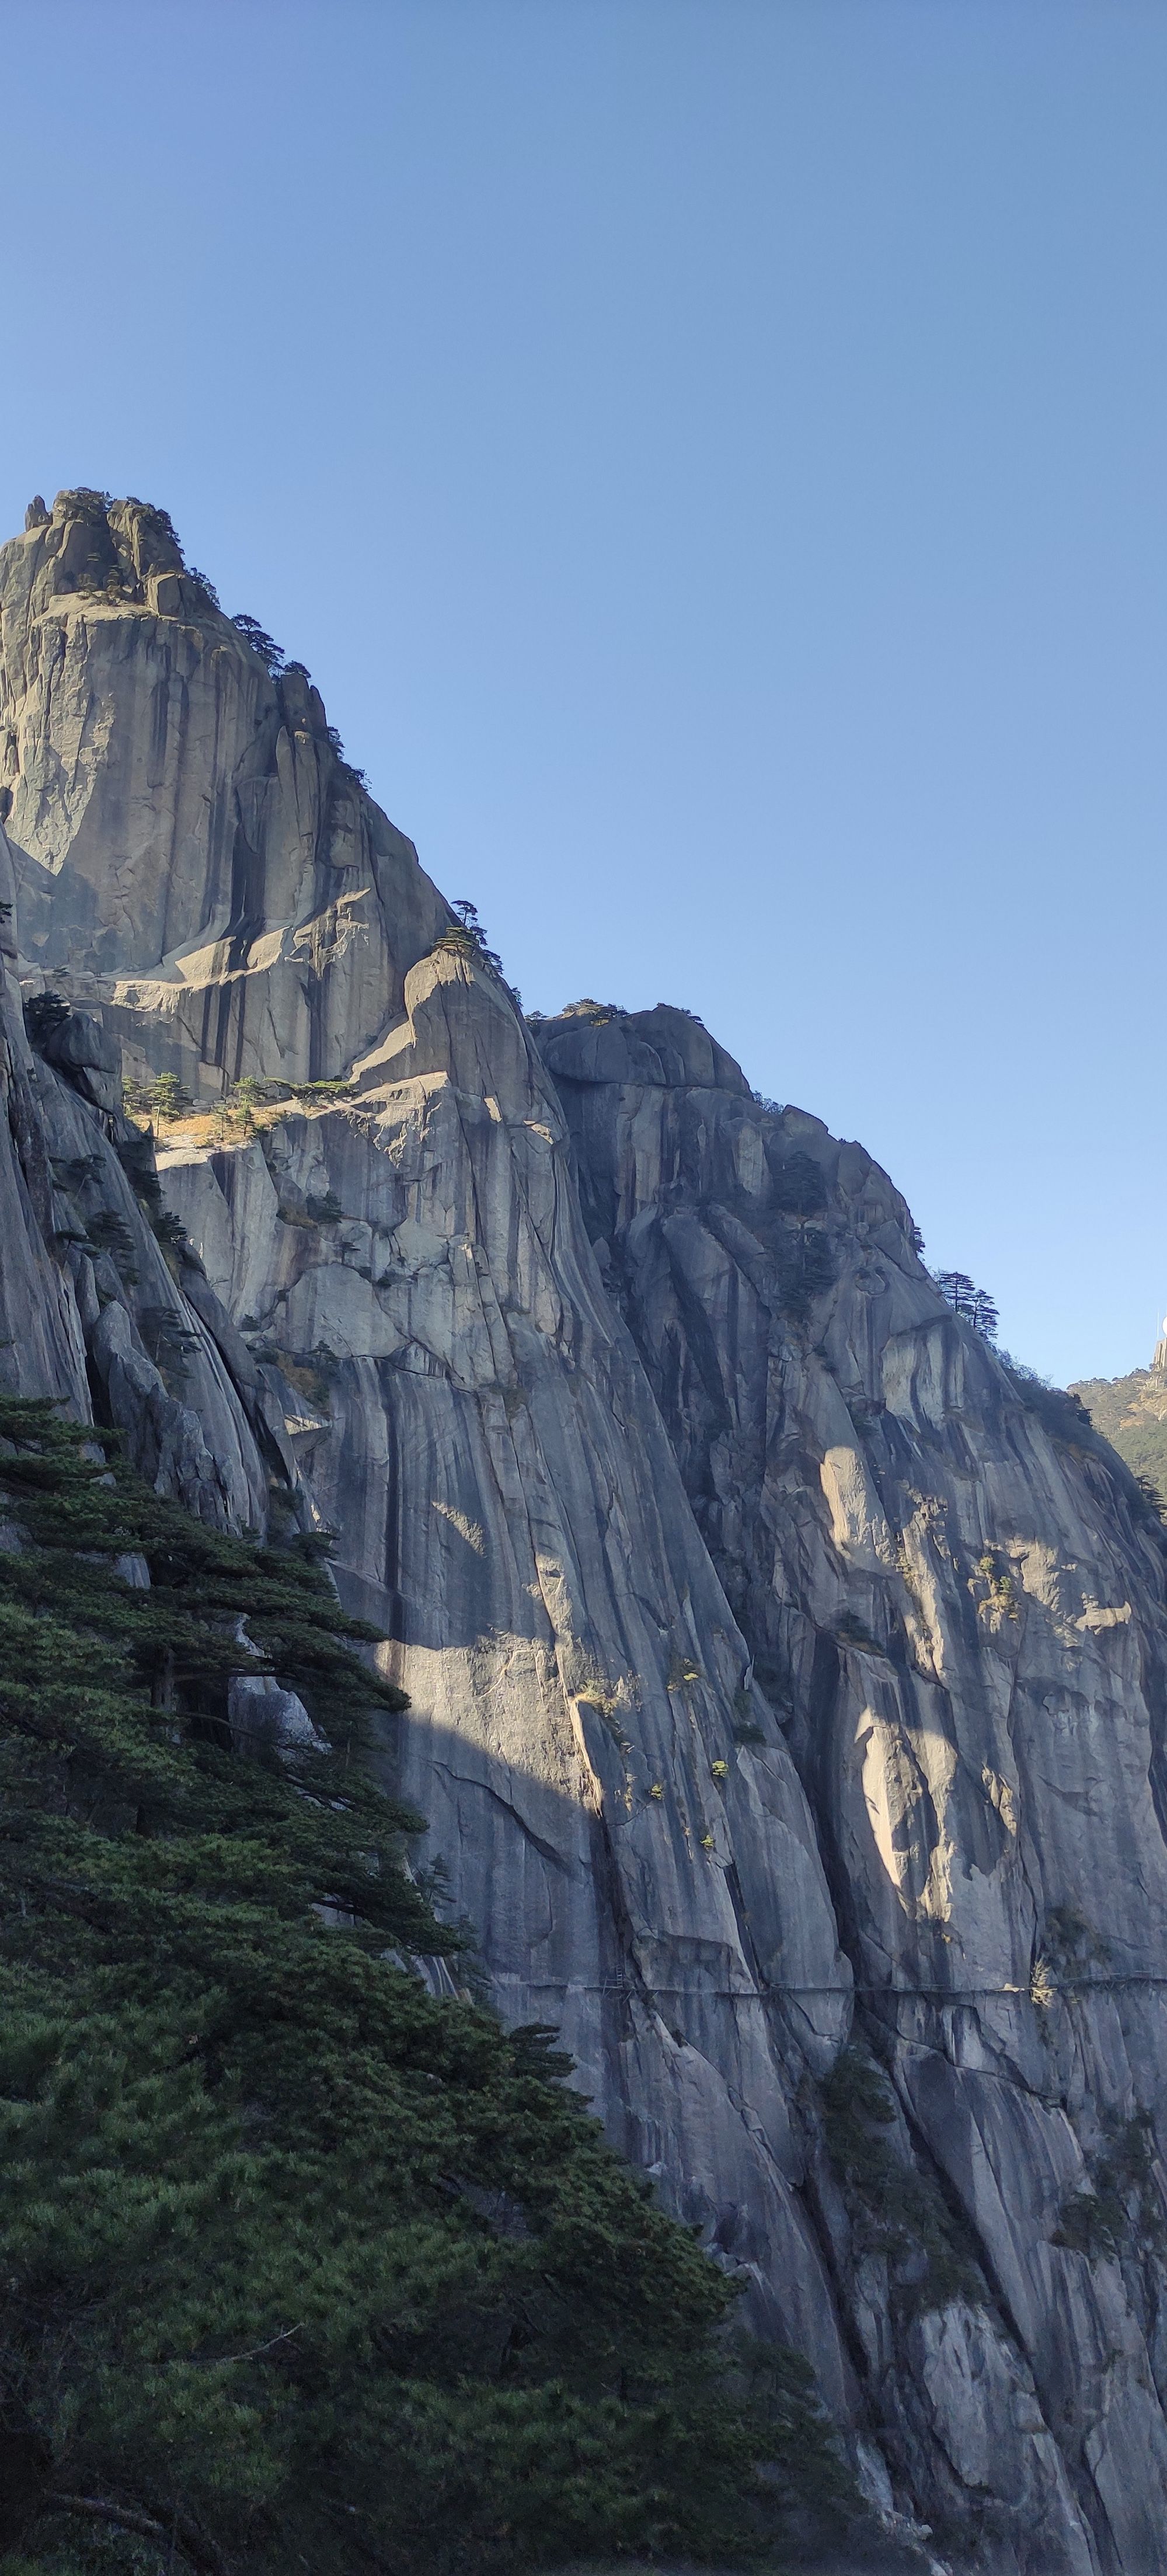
(2, 1), (1165, 1386)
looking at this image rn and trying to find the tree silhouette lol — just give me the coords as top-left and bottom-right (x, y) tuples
(451, 898), (505, 974)
(935, 1270), (999, 1340)
(231, 612), (285, 674)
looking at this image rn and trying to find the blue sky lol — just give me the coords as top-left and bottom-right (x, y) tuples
(3, 1), (1165, 1384)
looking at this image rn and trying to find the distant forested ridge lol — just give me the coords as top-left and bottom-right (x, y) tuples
(1070, 1366), (1167, 1511)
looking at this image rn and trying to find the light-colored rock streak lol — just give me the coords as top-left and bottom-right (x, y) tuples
(154, 949), (855, 2407)
(9, 491), (1167, 2563)
(540, 1000), (1167, 2569)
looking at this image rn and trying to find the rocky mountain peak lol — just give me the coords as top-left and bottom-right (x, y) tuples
(4, 489), (1167, 2568)
(0, 495), (450, 1088)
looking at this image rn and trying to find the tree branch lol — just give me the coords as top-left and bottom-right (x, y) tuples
(49, 2493), (229, 2575)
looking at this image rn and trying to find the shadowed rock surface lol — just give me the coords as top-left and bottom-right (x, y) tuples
(3, 489), (1167, 2570)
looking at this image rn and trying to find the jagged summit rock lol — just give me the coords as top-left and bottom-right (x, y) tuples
(0, 488), (448, 1090)
(3, 489), (1167, 2568)
(542, 1000), (752, 1094)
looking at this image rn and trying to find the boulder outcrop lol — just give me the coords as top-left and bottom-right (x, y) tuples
(4, 490), (1167, 2568)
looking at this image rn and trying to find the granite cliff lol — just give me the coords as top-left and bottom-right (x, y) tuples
(4, 489), (1167, 2571)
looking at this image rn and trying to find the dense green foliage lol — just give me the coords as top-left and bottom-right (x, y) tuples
(768, 1153), (826, 1221)
(0, 1398), (848, 2575)
(1070, 1368), (1167, 1512)
(122, 1072), (191, 1124)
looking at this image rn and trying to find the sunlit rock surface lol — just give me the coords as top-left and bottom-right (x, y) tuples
(1, 490), (447, 1088)
(4, 490), (1167, 2568)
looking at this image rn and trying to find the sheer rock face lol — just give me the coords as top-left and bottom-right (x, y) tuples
(154, 948), (856, 2414)
(4, 495), (1167, 2567)
(538, 1004), (1167, 2572)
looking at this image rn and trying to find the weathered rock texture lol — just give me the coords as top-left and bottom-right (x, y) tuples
(4, 490), (1167, 2570)
(537, 1005), (1167, 2571)
(1, 490), (447, 1091)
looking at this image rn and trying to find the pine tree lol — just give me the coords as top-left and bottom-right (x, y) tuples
(0, 1398), (849, 2574)
(935, 1270), (998, 1339)
(148, 1071), (189, 1122)
(450, 899), (506, 974)
(230, 615), (285, 676)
